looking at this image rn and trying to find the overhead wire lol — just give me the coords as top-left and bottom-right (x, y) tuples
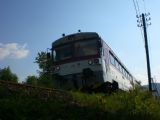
(132, 0), (139, 16)
(143, 0), (147, 13)
(135, 0), (141, 15)
(132, 0), (144, 45)
(137, 0), (145, 44)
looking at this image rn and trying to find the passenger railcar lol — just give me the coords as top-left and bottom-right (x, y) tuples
(51, 32), (139, 91)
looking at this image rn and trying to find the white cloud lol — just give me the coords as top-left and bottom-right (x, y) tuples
(0, 43), (29, 60)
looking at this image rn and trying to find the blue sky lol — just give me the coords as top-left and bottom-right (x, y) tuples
(0, 0), (159, 85)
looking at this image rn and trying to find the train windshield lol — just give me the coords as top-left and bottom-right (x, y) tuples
(54, 39), (98, 61)
(74, 39), (98, 57)
(54, 44), (72, 61)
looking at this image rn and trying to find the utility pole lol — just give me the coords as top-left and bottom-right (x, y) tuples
(137, 13), (152, 91)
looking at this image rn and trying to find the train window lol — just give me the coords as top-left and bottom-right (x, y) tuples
(55, 44), (73, 61)
(110, 53), (115, 65)
(103, 49), (105, 56)
(128, 73), (130, 79)
(122, 67), (124, 74)
(128, 74), (130, 79)
(115, 59), (119, 69)
(119, 64), (123, 73)
(124, 72), (126, 77)
(126, 71), (128, 78)
(123, 68), (127, 77)
(129, 75), (132, 80)
(128, 74), (130, 80)
(74, 39), (98, 57)
(118, 64), (120, 70)
(125, 70), (127, 78)
(127, 73), (129, 79)
(104, 48), (109, 64)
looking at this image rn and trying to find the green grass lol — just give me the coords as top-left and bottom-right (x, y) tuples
(71, 89), (160, 119)
(0, 86), (160, 120)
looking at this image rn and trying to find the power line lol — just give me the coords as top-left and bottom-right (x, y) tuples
(133, 0), (152, 62)
(135, 0), (141, 15)
(132, 0), (145, 43)
(143, 0), (147, 13)
(132, 0), (139, 16)
(136, 0), (146, 44)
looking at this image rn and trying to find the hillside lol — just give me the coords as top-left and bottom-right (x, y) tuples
(0, 85), (160, 120)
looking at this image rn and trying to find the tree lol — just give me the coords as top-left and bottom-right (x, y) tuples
(26, 75), (38, 86)
(35, 51), (53, 73)
(38, 72), (54, 87)
(0, 66), (18, 83)
(35, 52), (48, 73)
(35, 51), (54, 87)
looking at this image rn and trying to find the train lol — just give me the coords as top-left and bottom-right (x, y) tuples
(49, 32), (140, 92)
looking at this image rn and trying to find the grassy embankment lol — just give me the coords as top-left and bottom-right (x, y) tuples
(0, 85), (160, 120)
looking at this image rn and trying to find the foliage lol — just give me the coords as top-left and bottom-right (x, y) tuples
(38, 72), (54, 87)
(35, 51), (52, 73)
(0, 96), (107, 120)
(71, 89), (160, 120)
(26, 75), (38, 86)
(1, 85), (160, 120)
(0, 66), (18, 83)
(35, 51), (54, 87)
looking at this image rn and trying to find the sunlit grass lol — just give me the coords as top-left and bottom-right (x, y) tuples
(0, 86), (160, 120)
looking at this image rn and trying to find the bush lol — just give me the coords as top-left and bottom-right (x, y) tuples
(71, 89), (160, 120)
(0, 85), (160, 120)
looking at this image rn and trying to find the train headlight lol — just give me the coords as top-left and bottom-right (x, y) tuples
(88, 60), (93, 65)
(56, 66), (60, 70)
(53, 66), (60, 72)
(94, 59), (99, 64)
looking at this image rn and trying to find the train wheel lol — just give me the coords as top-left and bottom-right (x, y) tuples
(112, 81), (119, 91)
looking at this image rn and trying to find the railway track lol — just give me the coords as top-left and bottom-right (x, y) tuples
(0, 80), (72, 101)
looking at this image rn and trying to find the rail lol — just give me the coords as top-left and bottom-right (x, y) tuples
(0, 80), (72, 101)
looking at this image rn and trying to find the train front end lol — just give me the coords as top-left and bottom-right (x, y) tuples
(51, 32), (104, 89)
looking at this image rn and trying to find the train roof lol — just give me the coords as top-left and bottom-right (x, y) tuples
(52, 32), (100, 47)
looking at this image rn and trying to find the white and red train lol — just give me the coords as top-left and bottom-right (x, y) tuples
(50, 32), (139, 91)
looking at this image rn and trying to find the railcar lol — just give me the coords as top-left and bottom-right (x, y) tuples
(50, 32), (139, 91)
